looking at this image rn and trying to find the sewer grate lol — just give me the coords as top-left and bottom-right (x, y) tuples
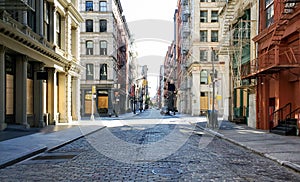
(152, 167), (182, 176)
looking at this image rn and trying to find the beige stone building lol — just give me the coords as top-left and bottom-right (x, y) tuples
(176, 0), (226, 117)
(0, 0), (83, 130)
(79, 0), (131, 117)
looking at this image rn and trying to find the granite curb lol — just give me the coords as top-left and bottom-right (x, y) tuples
(196, 125), (300, 173)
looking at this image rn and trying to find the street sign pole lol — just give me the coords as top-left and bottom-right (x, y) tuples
(91, 85), (96, 121)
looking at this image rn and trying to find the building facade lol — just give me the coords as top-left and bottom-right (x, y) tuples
(79, 0), (131, 117)
(242, 0), (300, 132)
(176, 0), (226, 117)
(218, 0), (258, 127)
(0, 0), (83, 130)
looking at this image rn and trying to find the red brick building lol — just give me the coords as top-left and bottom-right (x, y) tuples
(243, 0), (300, 132)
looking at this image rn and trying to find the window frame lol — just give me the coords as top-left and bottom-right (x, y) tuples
(86, 64), (94, 80)
(86, 19), (93, 32)
(99, 19), (107, 32)
(99, 1), (107, 12)
(86, 40), (94, 55)
(100, 64), (108, 80)
(211, 30), (219, 42)
(211, 11), (218, 22)
(265, 0), (274, 27)
(86, 1), (93, 11)
(200, 10), (208, 23)
(56, 12), (61, 47)
(200, 50), (208, 62)
(200, 30), (208, 42)
(100, 40), (107, 55)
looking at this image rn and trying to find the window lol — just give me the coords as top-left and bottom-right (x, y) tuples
(86, 19), (93, 32)
(100, 64), (107, 80)
(265, 0), (274, 27)
(200, 30), (207, 42)
(211, 0), (216, 2)
(200, 50), (208, 61)
(200, 0), (208, 2)
(99, 1), (107, 12)
(211, 30), (218, 42)
(44, 1), (50, 41)
(86, 1), (93, 11)
(200, 11), (208, 22)
(100, 20), (107, 32)
(211, 11), (218, 22)
(100, 41), (107, 55)
(56, 12), (61, 47)
(212, 50), (219, 62)
(200, 70), (208, 84)
(86, 41), (93, 55)
(86, 64), (94, 80)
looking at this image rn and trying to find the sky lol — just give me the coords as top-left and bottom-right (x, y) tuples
(120, 0), (178, 97)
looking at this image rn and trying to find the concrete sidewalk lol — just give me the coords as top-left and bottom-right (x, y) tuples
(0, 111), (140, 169)
(0, 121), (106, 169)
(196, 120), (300, 173)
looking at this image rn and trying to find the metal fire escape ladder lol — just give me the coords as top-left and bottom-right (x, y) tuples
(267, 0), (300, 50)
(232, 20), (251, 89)
(217, 0), (237, 55)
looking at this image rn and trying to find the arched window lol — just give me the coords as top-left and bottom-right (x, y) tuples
(200, 70), (208, 84)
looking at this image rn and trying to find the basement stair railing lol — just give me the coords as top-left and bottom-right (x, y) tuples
(269, 102), (292, 131)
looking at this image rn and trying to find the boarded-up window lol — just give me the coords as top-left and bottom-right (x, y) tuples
(6, 75), (14, 115)
(27, 79), (33, 114)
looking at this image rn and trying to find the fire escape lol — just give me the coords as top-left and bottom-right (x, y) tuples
(0, 0), (34, 10)
(242, 0), (300, 80)
(217, 0), (237, 55)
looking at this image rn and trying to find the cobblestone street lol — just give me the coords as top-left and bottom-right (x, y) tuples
(0, 111), (300, 181)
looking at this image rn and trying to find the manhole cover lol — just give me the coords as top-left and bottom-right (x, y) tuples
(152, 167), (182, 176)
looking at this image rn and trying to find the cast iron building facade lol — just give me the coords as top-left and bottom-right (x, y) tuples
(79, 0), (131, 117)
(0, 0), (83, 130)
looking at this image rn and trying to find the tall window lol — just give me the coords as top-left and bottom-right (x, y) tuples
(100, 41), (107, 55)
(200, 11), (208, 22)
(211, 11), (218, 22)
(100, 1), (107, 12)
(100, 20), (107, 32)
(200, 70), (208, 84)
(86, 41), (93, 55)
(56, 12), (61, 47)
(200, 30), (207, 42)
(211, 30), (218, 42)
(86, 19), (93, 32)
(200, 50), (208, 61)
(86, 1), (93, 11)
(100, 64), (107, 80)
(265, 0), (274, 27)
(44, 1), (50, 41)
(86, 64), (94, 80)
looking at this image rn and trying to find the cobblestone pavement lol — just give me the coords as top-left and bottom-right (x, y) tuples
(0, 112), (300, 181)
